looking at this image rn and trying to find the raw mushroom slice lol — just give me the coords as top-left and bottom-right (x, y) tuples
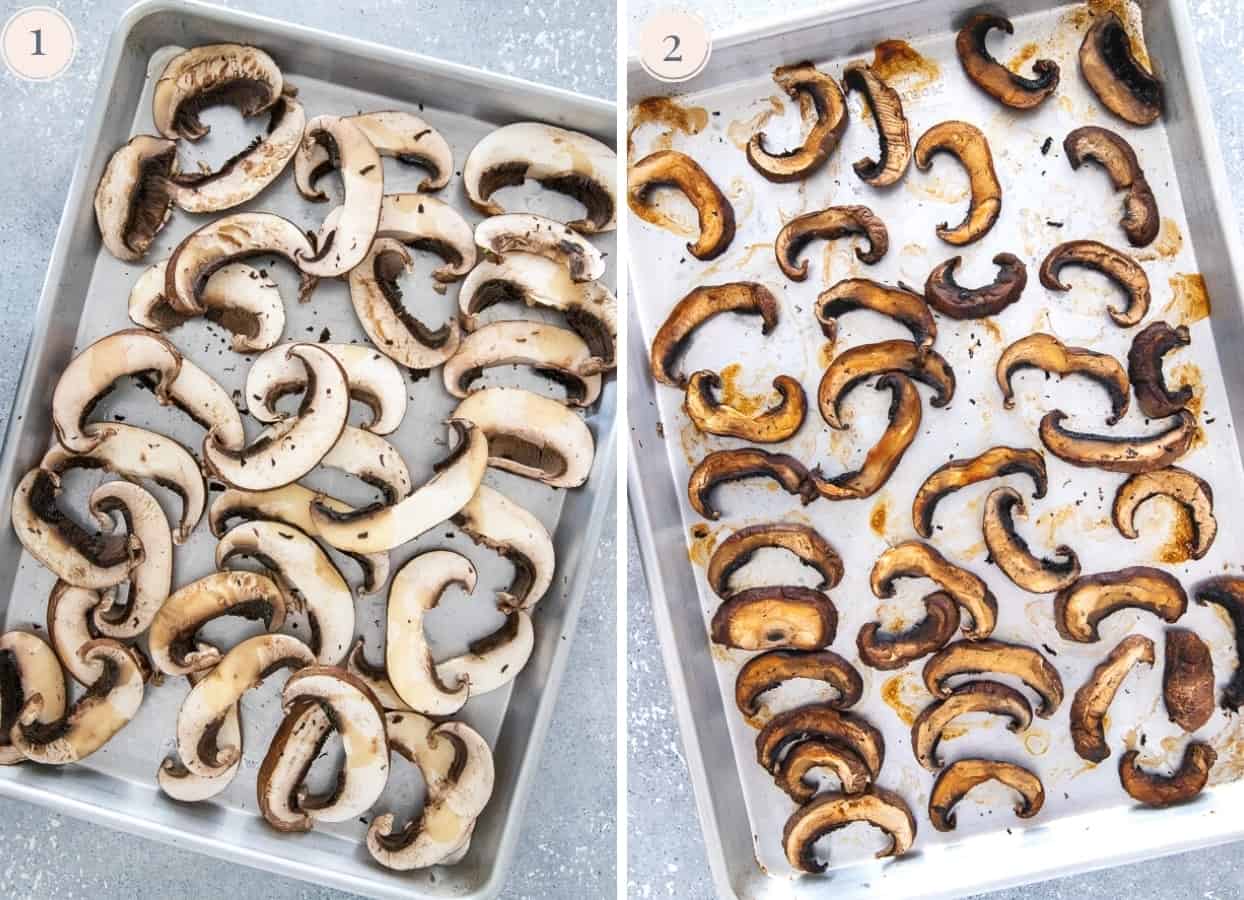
(345, 642), (410, 710)
(297, 111), (452, 197)
(775, 207), (889, 283)
(711, 587), (837, 651)
(842, 62), (911, 187)
(856, 592), (960, 671)
(158, 671), (242, 802)
(912, 446), (1048, 539)
(929, 758), (1045, 832)
(1128, 321), (1192, 418)
(94, 136), (177, 262)
(320, 426), (412, 503)
(1120, 744), (1214, 807)
(1113, 467), (1215, 560)
(783, 788), (916, 873)
(734, 649), (862, 720)
(452, 485), (554, 611)
(373, 193), (475, 281)
(956, 14), (1059, 109)
(463, 121), (617, 233)
(650, 282), (778, 388)
(911, 681), (1032, 771)
(1070, 634), (1155, 762)
(707, 522), (842, 598)
(475, 213), (605, 283)
(1165, 628), (1214, 731)
(684, 371), (805, 443)
(746, 62), (847, 182)
(1064, 126), (1159, 246)
(813, 278), (932, 352)
(756, 703), (884, 777)
(1079, 11), (1164, 126)
(257, 699), (331, 831)
(818, 340), (955, 430)
(47, 582), (107, 685)
(161, 355), (246, 451)
(982, 486), (1081, 594)
(924, 253), (1027, 320)
(436, 611), (536, 696)
(924, 639), (1064, 718)
(1039, 410), (1196, 474)
(914, 121), (1001, 245)
(628, 150), (735, 260)
(87, 481), (172, 639)
(1039, 240), (1150, 327)
(152, 44), (283, 141)
(443, 321), (603, 408)
(997, 333), (1130, 424)
(0, 632), (67, 765)
(871, 541), (998, 640)
(1054, 566), (1187, 643)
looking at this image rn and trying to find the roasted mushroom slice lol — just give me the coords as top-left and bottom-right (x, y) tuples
(1055, 567), (1187, 643)
(475, 213), (605, 283)
(47, 582), (107, 686)
(998, 333), (1130, 424)
(1120, 744), (1214, 807)
(452, 485), (554, 611)
(914, 121), (1001, 245)
(1064, 126), (1159, 246)
(444, 321), (602, 408)
(1164, 628), (1214, 732)
(983, 486), (1081, 594)
(956, 14), (1059, 109)
(818, 340), (955, 430)
(856, 592), (960, 671)
(94, 136), (177, 262)
(0, 632), (67, 766)
(628, 150), (735, 260)
(297, 110), (452, 197)
(1039, 240), (1150, 327)
(684, 371), (805, 443)
(814, 278), (933, 352)
(842, 62), (911, 187)
(159, 671), (242, 803)
(924, 639), (1064, 718)
(687, 448), (814, 520)
(87, 481), (172, 639)
(1128, 321), (1192, 418)
(775, 207), (889, 283)
(711, 587), (837, 652)
(746, 61), (847, 182)
(463, 121), (617, 233)
(924, 253), (1026, 320)
(756, 703), (884, 777)
(1113, 467), (1215, 560)
(152, 44), (283, 141)
(872, 541), (998, 640)
(782, 788), (916, 873)
(912, 446), (1047, 539)
(650, 282), (778, 388)
(256, 698), (330, 831)
(1039, 410), (1196, 474)
(776, 741), (872, 801)
(929, 758), (1044, 832)
(911, 681), (1033, 771)
(1071, 634), (1155, 762)
(735, 649), (862, 720)
(707, 522), (842, 598)
(1079, 11), (1164, 126)
(1194, 577), (1244, 711)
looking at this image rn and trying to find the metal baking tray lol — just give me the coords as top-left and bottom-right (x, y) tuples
(627, 1), (1244, 896)
(0, 2), (616, 898)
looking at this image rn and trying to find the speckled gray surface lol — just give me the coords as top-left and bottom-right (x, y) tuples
(626, 1), (1244, 898)
(0, 1), (615, 898)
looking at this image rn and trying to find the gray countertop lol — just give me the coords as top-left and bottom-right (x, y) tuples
(0, 1), (615, 898)
(625, 1), (1244, 898)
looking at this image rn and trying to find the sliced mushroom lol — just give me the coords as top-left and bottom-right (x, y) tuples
(158, 671), (242, 803)
(782, 788), (916, 873)
(0, 632), (67, 766)
(94, 136), (177, 262)
(1113, 467), (1215, 560)
(924, 253), (1027, 319)
(1120, 743), (1214, 807)
(1039, 410), (1196, 474)
(814, 278), (932, 351)
(856, 592), (960, 671)
(463, 121), (617, 233)
(687, 448), (815, 521)
(929, 758), (1044, 832)
(359, 194), (476, 282)
(818, 340), (955, 430)
(1079, 11), (1164, 126)
(842, 62), (911, 187)
(735, 649), (862, 720)
(344, 641), (409, 711)
(911, 681), (1033, 771)
(707, 522), (842, 598)
(775, 207), (889, 282)
(46, 582), (106, 685)
(924, 639), (1064, 718)
(776, 741), (872, 802)
(1064, 126), (1159, 246)
(628, 151), (735, 260)
(914, 121), (1001, 245)
(1055, 567), (1188, 643)
(756, 703), (884, 777)
(684, 371), (805, 443)
(1039, 240), (1150, 327)
(256, 698), (331, 831)
(1194, 577), (1244, 711)
(152, 44), (283, 141)
(451, 485), (554, 611)
(1128, 321), (1192, 418)
(1071, 634), (1155, 762)
(983, 486), (1081, 594)
(650, 282), (778, 388)
(710, 587), (837, 652)
(956, 14), (1059, 109)
(997, 333), (1130, 424)
(443, 321), (602, 408)
(912, 446), (1047, 539)
(872, 541), (997, 640)
(746, 61), (847, 182)
(475, 213), (604, 283)
(86, 481), (172, 639)
(160, 355), (246, 451)
(297, 111), (452, 197)
(1164, 628), (1214, 732)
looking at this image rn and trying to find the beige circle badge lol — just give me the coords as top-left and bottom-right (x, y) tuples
(3, 6), (76, 81)
(638, 9), (711, 83)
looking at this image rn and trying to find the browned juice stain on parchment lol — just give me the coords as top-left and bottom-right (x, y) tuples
(881, 673), (921, 726)
(726, 95), (785, 150)
(679, 418), (706, 465)
(1163, 274), (1211, 325)
(818, 340), (836, 370)
(698, 241), (773, 281)
(1157, 504), (1195, 564)
(629, 194), (696, 238)
(709, 643), (733, 663)
(1008, 42), (1040, 71)
(871, 40), (940, 92)
(1024, 727), (1051, 756)
(978, 318), (1003, 344)
(716, 363), (768, 416)
(870, 497), (889, 536)
(1135, 218), (1183, 261)
(627, 96), (708, 158)
(687, 523), (721, 568)
(1209, 715), (1244, 786)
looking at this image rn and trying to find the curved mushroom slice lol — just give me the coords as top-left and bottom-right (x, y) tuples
(856, 592), (959, 671)
(94, 136), (177, 262)
(1164, 628), (1214, 732)
(1080, 11), (1164, 127)
(756, 703), (885, 777)
(818, 340), (955, 430)
(628, 150), (735, 260)
(297, 111), (452, 197)
(41, 423), (206, 545)
(1065, 126), (1159, 246)
(160, 355), (246, 451)
(310, 419), (486, 555)
(684, 371), (805, 443)
(1070, 634), (1155, 762)
(711, 587), (837, 652)
(452, 485), (554, 611)
(956, 14), (1059, 109)
(911, 681), (1033, 771)
(152, 44), (283, 141)
(1128, 321), (1192, 418)
(1114, 467), (1215, 560)
(444, 321), (602, 408)
(159, 671), (243, 803)
(746, 61), (847, 182)
(169, 96), (306, 213)
(983, 486), (1080, 594)
(842, 62), (911, 187)
(87, 481), (172, 639)
(912, 446), (1047, 539)
(650, 282), (778, 388)
(776, 741), (872, 802)
(1120, 743), (1214, 807)
(436, 611), (535, 696)
(924, 639), (1064, 718)
(1039, 240), (1150, 327)
(47, 582), (107, 685)
(318, 426), (412, 504)
(165, 212), (316, 316)
(1194, 577), (1244, 711)
(872, 541), (998, 640)
(687, 448), (815, 521)
(177, 634), (314, 776)
(463, 122), (617, 233)
(1055, 566), (1187, 643)
(361, 194), (476, 282)
(1039, 410), (1196, 474)
(216, 521), (354, 666)
(924, 253), (1027, 320)
(814, 278), (932, 351)
(914, 121), (1001, 245)
(707, 522), (842, 598)
(12, 639), (144, 764)
(783, 788), (916, 873)
(475, 214), (605, 283)
(734, 649), (862, 720)
(775, 207), (889, 283)
(347, 237), (461, 370)
(345, 640), (409, 710)
(0, 632), (67, 766)
(256, 698), (331, 830)
(997, 333), (1130, 424)
(929, 758), (1044, 832)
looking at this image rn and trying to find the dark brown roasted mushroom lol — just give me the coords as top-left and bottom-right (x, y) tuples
(782, 788), (916, 872)
(924, 639), (1064, 718)
(929, 758), (1045, 832)
(1040, 240), (1150, 327)
(1113, 467), (1216, 560)
(756, 703), (884, 777)
(1055, 567), (1187, 643)
(856, 592), (960, 671)
(956, 14), (1059, 109)
(687, 448), (815, 520)
(1079, 11), (1164, 127)
(1064, 126), (1159, 246)
(650, 282), (778, 387)
(747, 62), (847, 182)
(814, 279), (934, 352)
(914, 121), (1001, 245)
(1193, 577), (1244, 711)
(735, 649), (862, 719)
(872, 541), (998, 640)
(1128, 321), (1192, 418)
(710, 587), (837, 651)
(842, 62), (911, 187)
(707, 522), (842, 597)
(983, 486), (1081, 594)
(1164, 628), (1214, 732)
(818, 340), (955, 430)
(1039, 410), (1196, 474)
(998, 334), (1130, 424)
(684, 371), (806, 443)
(1119, 744), (1214, 807)
(628, 150), (735, 259)
(924, 253), (1026, 320)
(912, 446), (1047, 539)
(776, 741), (872, 802)
(775, 207), (889, 282)
(1071, 634), (1155, 762)
(911, 681), (1033, 771)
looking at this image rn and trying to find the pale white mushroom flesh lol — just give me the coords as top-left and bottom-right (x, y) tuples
(152, 44), (284, 141)
(87, 481), (173, 639)
(453, 485), (554, 610)
(443, 320), (603, 407)
(94, 136), (178, 262)
(46, 581), (108, 685)
(475, 213), (606, 282)
(257, 698), (332, 830)
(158, 671), (242, 802)
(0, 631), (68, 765)
(296, 111), (452, 197)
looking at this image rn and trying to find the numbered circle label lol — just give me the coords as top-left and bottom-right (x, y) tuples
(638, 9), (711, 83)
(3, 6), (76, 81)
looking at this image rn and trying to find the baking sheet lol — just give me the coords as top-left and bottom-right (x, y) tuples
(628, 0), (1244, 889)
